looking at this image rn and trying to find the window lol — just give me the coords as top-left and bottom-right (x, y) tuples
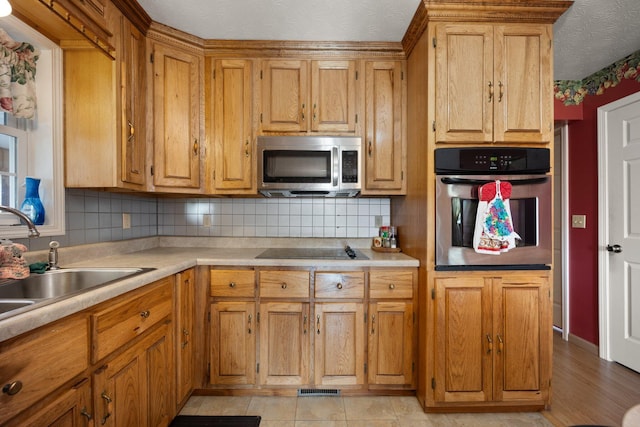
(0, 117), (27, 221)
(0, 16), (65, 238)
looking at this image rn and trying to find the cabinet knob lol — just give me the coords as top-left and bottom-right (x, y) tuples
(229, 282), (236, 288)
(336, 283), (343, 290)
(281, 283), (288, 289)
(388, 283), (395, 290)
(140, 310), (150, 318)
(2, 381), (22, 396)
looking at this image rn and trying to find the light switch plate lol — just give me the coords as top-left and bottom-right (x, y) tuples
(572, 214), (586, 229)
(122, 213), (131, 229)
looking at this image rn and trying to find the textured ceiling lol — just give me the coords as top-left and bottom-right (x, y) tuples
(137, 0), (640, 81)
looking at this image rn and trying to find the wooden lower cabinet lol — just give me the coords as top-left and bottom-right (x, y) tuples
(93, 320), (174, 427)
(259, 302), (310, 386)
(431, 272), (551, 409)
(9, 377), (93, 427)
(368, 301), (414, 387)
(208, 266), (417, 393)
(176, 268), (196, 407)
(210, 301), (256, 386)
(0, 314), (89, 425)
(314, 302), (365, 387)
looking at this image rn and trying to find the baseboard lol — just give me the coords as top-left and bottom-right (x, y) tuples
(567, 333), (599, 355)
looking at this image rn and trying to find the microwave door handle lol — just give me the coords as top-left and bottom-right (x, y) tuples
(333, 147), (339, 187)
(440, 177), (549, 186)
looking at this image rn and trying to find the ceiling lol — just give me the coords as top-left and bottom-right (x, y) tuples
(137, 0), (640, 81)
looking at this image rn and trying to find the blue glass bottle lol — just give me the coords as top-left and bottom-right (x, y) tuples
(20, 177), (45, 225)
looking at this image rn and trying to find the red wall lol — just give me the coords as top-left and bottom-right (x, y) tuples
(557, 78), (640, 345)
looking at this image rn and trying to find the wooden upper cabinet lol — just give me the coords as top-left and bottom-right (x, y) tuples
(260, 59), (358, 133)
(435, 23), (552, 144)
(152, 42), (202, 189)
(363, 60), (406, 195)
(209, 59), (255, 193)
(121, 18), (146, 186)
(261, 59), (309, 132)
(64, 11), (146, 191)
(310, 60), (358, 133)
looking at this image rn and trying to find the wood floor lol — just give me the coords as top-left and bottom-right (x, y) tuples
(543, 332), (640, 427)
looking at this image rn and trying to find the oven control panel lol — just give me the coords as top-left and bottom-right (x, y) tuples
(435, 147), (550, 174)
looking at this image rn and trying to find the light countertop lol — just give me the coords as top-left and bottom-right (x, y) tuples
(1, 237), (418, 342)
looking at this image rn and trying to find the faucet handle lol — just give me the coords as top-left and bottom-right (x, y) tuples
(49, 241), (59, 249)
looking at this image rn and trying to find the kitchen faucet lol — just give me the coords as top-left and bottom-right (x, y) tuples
(0, 205), (40, 238)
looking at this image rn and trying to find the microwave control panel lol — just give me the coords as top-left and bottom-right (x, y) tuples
(342, 150), (359, 183)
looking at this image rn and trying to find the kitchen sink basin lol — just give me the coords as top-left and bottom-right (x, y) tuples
(0, 267), (154, 319)
(0, 300), (35, 315)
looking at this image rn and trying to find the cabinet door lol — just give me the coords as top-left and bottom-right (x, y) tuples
(94, 323), (172, 427)
(310, 60), (357, 132)
(492, 275), (551, 402)
(212, 59), (254, 192)
(364, 60), (405, 194)
(121, 18), (147, 186)
(434, 276), (492, 403)
(314, 303), (365, 387)
(261, 60), (308, 132)
(176, 268), (195, 406)
(259, 302), (310, 386)
(435, 24), (494, 144)
(493, 25), (552, 143)
(210, 302), (256, 385)
(152, 42), (201, 189)
(368, 301), (414, 387)
(7, 378), (92, 427)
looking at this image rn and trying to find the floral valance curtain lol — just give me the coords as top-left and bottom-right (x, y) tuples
(0, 28), (39, 119)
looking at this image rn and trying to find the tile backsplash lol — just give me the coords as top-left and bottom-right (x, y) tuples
(19, 189), (390, 250)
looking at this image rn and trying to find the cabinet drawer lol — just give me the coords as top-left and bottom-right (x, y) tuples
(211, 269), (255, 297)
(91, 278), (173, 362)
(0, 314), (88, 424)
(315, 271), (364, 299)
(369, 270), (414, 299)
(260, 270), (309, 298)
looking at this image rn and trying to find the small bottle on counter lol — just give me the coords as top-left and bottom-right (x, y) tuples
(389, 226), (397, 248)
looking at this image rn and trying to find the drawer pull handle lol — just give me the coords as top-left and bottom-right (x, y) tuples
(371, 314), (375, 334)
(140, 310), (150, 318)
(281, 283), (287, 289)
(389, 283), (395, 290)
(248, 314), (252, 334)
(101, 391), (112, 425)
(486, 334), (493, 354)
(303, 314), (307, 335)
(229, 282), (236, 288)
(316, 314), (321, 335)
(2, 380), (22, 396)
(336, 283), (343, 290)
(497, 334), (503, 354)
(80, 407), (93, 421)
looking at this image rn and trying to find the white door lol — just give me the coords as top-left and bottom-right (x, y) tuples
(598, 91), (640, 373)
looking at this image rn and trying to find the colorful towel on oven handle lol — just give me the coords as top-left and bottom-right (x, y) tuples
(472, 180), (521, 255)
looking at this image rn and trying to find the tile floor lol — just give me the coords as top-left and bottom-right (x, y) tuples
(179, 395), (554, 426)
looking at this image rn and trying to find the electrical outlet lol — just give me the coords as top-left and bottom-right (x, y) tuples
(375, 215), (383, 228)
(203, 214), (212, 227)
(572, 214), (586, 229)
(122, 213), (131, 229)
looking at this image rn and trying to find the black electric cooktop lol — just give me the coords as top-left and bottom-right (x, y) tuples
(255, 247), (368, 260)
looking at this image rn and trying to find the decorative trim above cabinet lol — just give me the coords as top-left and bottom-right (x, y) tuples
(402, 0), (573, 56)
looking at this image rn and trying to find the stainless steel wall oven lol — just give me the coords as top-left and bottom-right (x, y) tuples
(435, 147), (552, 270)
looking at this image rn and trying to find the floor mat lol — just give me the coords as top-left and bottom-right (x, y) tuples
(169, 415), (261, 427)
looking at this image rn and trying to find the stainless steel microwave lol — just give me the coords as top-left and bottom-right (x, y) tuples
(257, 136), (361, 197)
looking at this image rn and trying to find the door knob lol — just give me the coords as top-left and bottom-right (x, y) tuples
(606, 244), (622, 253)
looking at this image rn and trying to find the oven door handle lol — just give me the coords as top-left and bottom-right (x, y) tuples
(439, 177), (549, 186)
